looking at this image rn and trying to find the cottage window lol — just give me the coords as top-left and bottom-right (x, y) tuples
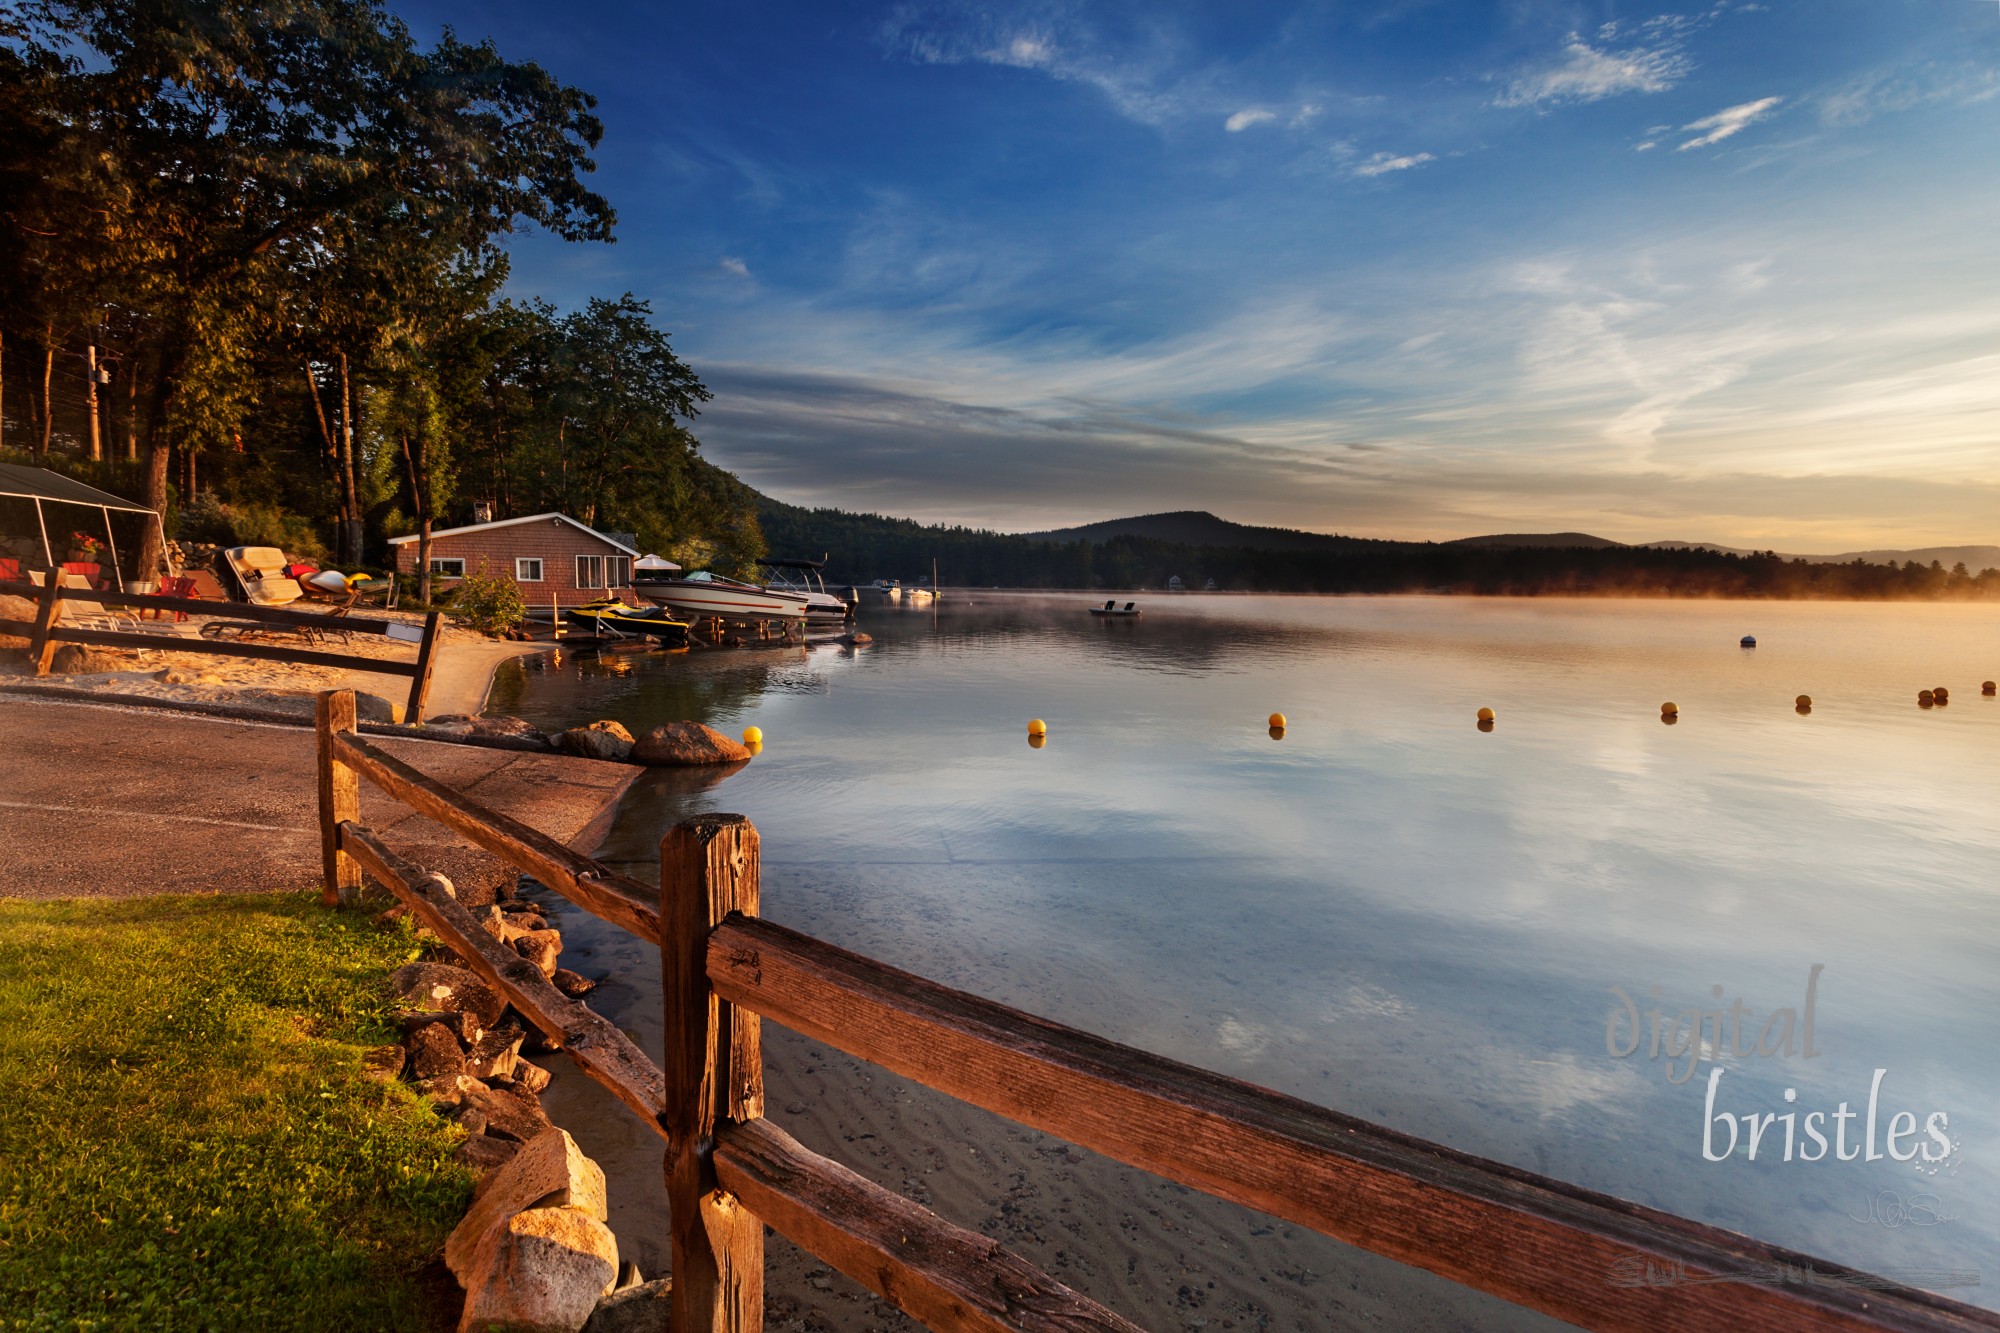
(575, 555), (604, 589)
(607, 555), (631, 587)
(429, 558), (466, 578)
(515, 558), (544, 582)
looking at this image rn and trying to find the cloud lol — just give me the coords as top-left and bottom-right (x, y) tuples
(719, 257), (750, 278)
(1494, 34), (1691, 108)
(1353, 151), (1435, 178)
(880, 7), (1185, 125)
(1676, 96), (1781, 150)
(1225, 107), (1277, 132)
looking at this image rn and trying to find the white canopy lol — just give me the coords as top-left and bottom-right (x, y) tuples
(634, 553), (681, 571)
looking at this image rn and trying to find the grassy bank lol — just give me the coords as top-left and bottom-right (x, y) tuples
(0, 894), (471, 1332)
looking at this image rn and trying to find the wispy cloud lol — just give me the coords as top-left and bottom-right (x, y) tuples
(1676, 96), (1781, 150)
(880, 5), (1186, 125)
(1494, 32), (1691, 108)
(719, 257), (750, 278)
(1353, 150), (1435, 178)
(1225, 107), (1277, 132)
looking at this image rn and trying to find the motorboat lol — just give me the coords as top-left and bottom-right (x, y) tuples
(903, 586), (934, 607)
(634, 570), (811, 624)
(1089, 600), (1142, 617)
(860, 578), (902, 602)
(564, 599), (690, 642)
(756, 557), (854, 623)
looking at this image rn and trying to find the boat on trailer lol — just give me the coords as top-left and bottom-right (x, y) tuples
(564, 599), (691, 643)
(756, 557), (853, 623)
(633, 570), (812, 625)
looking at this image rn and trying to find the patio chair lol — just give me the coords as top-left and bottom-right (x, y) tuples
(220, 546), (306, 607)
(142, 575), (200, 622)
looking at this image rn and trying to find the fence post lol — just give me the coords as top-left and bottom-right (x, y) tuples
(28, 568), (62, 676)
(660, 814), (764, 1333)
(316, 688), (361, 907)
(404, 610), (442, 725)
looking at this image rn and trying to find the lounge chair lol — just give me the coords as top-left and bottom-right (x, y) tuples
(1104, 600), (1115, 610)
(221, 546), (306, 607)
(1123, 602), (1136, 612)
(27, 571), (193, 656)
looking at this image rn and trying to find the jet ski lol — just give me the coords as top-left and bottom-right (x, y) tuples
(564, 598), (691, 643)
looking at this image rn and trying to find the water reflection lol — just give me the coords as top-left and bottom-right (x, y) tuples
(498, 593), (2000, 1314)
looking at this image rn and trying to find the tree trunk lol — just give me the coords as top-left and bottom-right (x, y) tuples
(136, 433), (171, 578)
(37, 324), (54, 457)
(338, 351), (362, 567)
(305, 358), (349, 558)
(403, 431), (432, 603)
(124, 358), (139, 462)
(86, 342), (102, 461)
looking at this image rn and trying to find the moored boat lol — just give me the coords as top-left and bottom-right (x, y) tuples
(757, 557), (854, 623)
(1089, 600), (1142, 617)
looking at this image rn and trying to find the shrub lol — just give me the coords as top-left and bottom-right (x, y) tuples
(176, 494), (330, 561)
(448, 560), (525, 634)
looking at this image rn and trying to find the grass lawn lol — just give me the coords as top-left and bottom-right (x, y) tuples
(0, 893), (473, 1332)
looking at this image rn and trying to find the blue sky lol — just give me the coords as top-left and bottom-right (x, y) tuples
(405, 0), (2000, 547)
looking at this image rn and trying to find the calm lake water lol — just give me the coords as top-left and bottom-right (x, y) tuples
(489, 594), (2000, 1319)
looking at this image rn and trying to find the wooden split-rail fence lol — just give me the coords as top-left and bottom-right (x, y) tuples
(314, 687), (2000, 1333)
(0, 571), (442, 723)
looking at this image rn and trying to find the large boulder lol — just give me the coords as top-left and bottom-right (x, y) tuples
(49, 644), (138, 674)
(0, 594), (35, 650)
(555, 721), (635, 763)
(456, 1206), (618, 1333)
(631, 721), (750, 767)
(405, 1021), (468, 1081)
(388, 962), (508, 1030)
(462, 1079), (553, 1143)
(447, 1127), (607, 1280)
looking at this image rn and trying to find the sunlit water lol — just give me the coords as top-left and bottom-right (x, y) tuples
(489, 594), (2000, 1313)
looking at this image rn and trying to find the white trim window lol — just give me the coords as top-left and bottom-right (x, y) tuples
(607, 555), (631, 587)
(428, 557), (466, 578)
(515, 558), (544, 583)
(575, 554), (604, 590)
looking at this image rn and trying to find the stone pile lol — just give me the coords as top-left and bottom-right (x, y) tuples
(423, 713), (751, 768)
(369, 891), (599, 1173)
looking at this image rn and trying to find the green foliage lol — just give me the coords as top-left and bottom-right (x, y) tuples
(448, 560), (527, 634)
(177, 494), (329, 560)
(0, 893), (470, 1331)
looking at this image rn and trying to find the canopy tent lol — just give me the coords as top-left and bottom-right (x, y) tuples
(0, 463), (165, 591)
(634, 553), (682, 572)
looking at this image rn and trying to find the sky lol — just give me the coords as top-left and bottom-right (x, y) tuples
(400, 0), (2000, 548)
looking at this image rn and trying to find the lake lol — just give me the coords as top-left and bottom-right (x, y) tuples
(488, 593), (2000, 1330)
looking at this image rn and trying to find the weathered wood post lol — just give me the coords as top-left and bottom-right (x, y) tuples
(661, 814), (764, 1333)
(27, 568), (63, 676)
(316, 688), (361, 907)
(404, 610), (443, 725)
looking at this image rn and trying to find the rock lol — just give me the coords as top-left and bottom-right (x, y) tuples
(513, 1059), (552, 1095)
(466, 1023), (526, 1082)
(631, 721), (751, 767)
(513, 929), (563, 978)
(471, 715), (553, 749)
(406, 1022), (468, 1081)
(399, 1010), (479, 1043)
(521, 1025), (564, 1056)
(49, 644), (137, 674)
(479, 905), (538, 946)
(463, 1079), (553, 1143)
(353, 691), (402, 724)
(454, 1134), (520, 1173)
(0, 594), (35, 651)
(555, 721), (635, 763)
(456, 1206), (618, 1333)
(389, 962), (508, 1030)
(551, 969), (596, 999)
(419, 1073), (481, 1111)
(447, 1127), (608, 1280)
(503, 911), (549, 934)
(361, 1044), (406, 1083)
(581, 1279), (672, 1333)
(454, 1104), (489, 1137)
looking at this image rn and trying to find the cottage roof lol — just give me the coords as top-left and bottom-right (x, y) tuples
(384, 512), (640, 556)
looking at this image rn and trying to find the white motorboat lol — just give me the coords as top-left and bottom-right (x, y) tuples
(757, 557), (853, 623)
(862, 578), (902, 602)
(634, 570), (811, 623)
(904, 586), (934, 606)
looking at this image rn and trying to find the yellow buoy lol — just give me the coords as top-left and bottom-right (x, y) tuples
(1794, 695), (1811, 708)
(742, 725), (763, 745)
(1268, 712), (1287, 729)
(1660, 701), (1678, 716)
(1027, 732), (1046, 749)
(1933, 686), (1950, 702)
(1919, 691), (1934, 706)
(1027, 718), (1047, 736)
(1476, 707), (1495, 723)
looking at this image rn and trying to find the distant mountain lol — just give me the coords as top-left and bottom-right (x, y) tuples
(1443, 532), (1624, 550)
(1016, 510), (1368, 552)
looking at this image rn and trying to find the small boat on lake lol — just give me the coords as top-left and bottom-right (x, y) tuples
(1090, 600), (1142, 617)
(564, 599), (690, 642)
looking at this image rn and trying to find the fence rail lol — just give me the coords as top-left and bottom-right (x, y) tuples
(312, 687), (2000, 1333)
(0, 571), (441, 722)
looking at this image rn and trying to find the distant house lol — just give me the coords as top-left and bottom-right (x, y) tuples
(1167, 575), (1185, 591)
(387, 512), (641, 607)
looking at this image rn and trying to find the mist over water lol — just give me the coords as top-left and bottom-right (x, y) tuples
(491, 593), (2000, 1311)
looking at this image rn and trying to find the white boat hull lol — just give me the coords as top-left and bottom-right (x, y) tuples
(636, 581), (810, 621)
